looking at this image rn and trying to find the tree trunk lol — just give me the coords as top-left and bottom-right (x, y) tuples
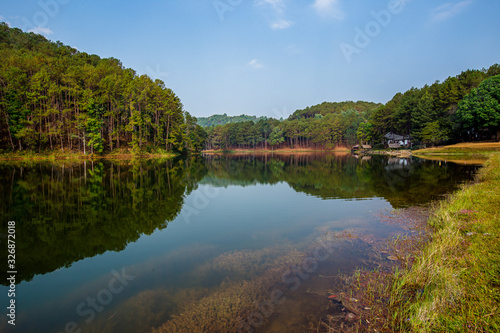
(165, 115), (170, 150)
(3, 112), (15, 151)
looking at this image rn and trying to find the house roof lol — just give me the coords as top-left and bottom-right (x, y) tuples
(384, 132), (404, 140)
(352, 144), (372, 149)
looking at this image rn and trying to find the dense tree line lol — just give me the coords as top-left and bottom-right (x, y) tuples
(0, 23), (205, 154)
(204, 65), (500, 150)
(370, 65), (500, 146)
(204, 101), (380, 150)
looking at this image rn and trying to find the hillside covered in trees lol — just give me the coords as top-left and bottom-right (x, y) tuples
(204, 66), (500, 150)
(0, 23), (205, 154)
(197, 113), (265, 127)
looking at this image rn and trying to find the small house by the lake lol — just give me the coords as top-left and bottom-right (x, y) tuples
(384, 132), (411, 148)
(352, 144), (373, 152)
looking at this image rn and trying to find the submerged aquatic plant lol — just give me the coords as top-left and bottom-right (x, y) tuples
(151, 247), (306, 333)
(319, 206), (433, 333)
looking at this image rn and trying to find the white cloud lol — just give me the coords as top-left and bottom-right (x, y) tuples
(28, 26), (54, 36)
(312, 0), (345, 20)
(430, 0), (473, 22)
(271, 19), (293, 30)
(247, 59), (264, 69)
(255, 0), (286, 15)
(255, 0), (294, 29)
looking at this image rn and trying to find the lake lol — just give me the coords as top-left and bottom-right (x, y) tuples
(0, 153), (479, 333)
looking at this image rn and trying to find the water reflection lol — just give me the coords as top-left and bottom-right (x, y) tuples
(0, 157), (206, 285)
(201, 153), (477, 206)
(0, 154), (479, 333)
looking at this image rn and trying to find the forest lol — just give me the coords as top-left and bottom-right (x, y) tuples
(0, 23), (206, 155)
(1, 23), (499, 154)
(203, 68), (500, 150)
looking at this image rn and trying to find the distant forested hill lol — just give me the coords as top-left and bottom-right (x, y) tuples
(197, 113), (266, 127)
(289, 101), (382, 120)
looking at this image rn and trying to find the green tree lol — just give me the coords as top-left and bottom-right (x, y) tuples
(86, 99), (104, 154)
(420, 121), (449, 146)
(457, 75), (500, 139)
(257, 119), (272, 150)
(185, 112), (206, 152)
(356, 122), (373, 145)
(268, 126), (284, 150)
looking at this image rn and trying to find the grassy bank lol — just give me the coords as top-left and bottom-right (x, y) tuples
(390, 153), (500, 332)
(0, 148), (178, 161)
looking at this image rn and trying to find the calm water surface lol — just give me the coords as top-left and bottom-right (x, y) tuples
(0, 154), (479, 332)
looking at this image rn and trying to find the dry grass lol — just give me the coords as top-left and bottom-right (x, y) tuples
(446, 142), (500, 148)
(415, 142), (500, 155)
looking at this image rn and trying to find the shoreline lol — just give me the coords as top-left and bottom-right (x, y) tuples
(202, 148), (352, 154)
(2, 145), (496, 167)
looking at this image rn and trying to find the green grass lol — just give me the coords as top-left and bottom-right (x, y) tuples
(390, 154), (500, 332)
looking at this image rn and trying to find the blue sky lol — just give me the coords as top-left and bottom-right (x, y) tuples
(1, 0), (499, 118)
